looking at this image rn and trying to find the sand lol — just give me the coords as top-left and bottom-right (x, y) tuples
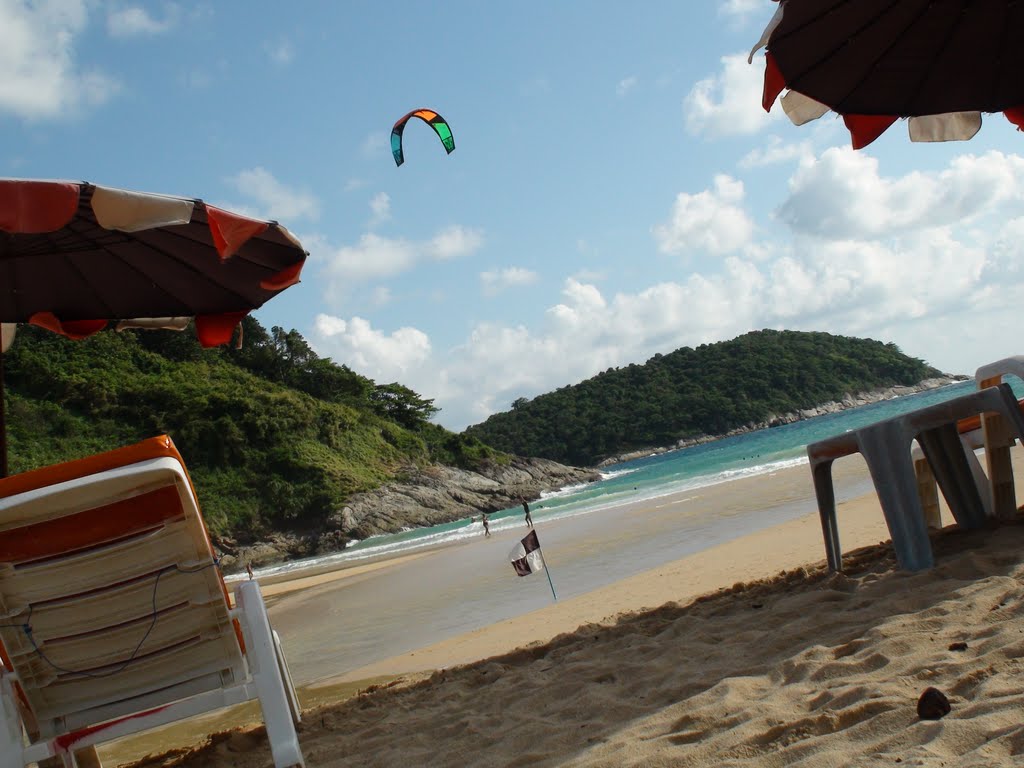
(104, 451), (1024, 767)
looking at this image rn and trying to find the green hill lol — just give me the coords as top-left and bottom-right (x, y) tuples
(2, 318), (497, 540)
(463, 330), (944, 466)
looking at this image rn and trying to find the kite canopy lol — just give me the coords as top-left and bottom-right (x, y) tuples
(750, 0), (1024, 149)
(391, 108), (455, 167)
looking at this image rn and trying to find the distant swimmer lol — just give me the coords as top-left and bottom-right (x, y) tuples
(522, 498), (534, 528)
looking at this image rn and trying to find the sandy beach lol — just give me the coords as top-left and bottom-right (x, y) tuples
(102, 449), (1024, 767)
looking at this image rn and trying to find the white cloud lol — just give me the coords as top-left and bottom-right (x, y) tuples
(739, 136), (814, 168)
(684, 52), (779, 137)
(362, 132), (388, 158)
(371, 286), (393, 306)
(427, 225), (484, 260)
(226, 167), (320, 222)
(319, 233), (418, 283)
(107, 5), (178, 37)
(313, 223), (483, 306)
(265, 39), (293, 65)
(313, 314), (431, 380)
(653, 174), (754, 256)
(778, 148), (1024, 239)
(719, 0), (765, 19)
(571, 267), (606, 282)
(480, 267), (539, 296)
(0, 0), (118, 119)
(368, 192), (391, 227)
(616, 76), (637, 97)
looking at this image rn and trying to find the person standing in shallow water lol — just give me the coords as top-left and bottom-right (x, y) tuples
(481, 513), (491, 538)
(522, 498), (533, 528)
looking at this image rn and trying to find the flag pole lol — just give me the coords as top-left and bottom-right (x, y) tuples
(543, 552), (557, 601)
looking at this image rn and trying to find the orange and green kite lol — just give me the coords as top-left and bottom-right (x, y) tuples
(391, 108), (455, 167)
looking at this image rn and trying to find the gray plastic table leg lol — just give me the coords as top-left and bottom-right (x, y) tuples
(811, 458), (842, 571)
(859, 421), (935, 571)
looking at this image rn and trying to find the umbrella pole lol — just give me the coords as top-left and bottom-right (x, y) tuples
(0, 347), (6, 478)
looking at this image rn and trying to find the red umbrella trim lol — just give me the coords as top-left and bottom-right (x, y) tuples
(762, 52), (786, 113)
(260, 261), (304, 291)
(0, 181), (79, 234)
(206, 206), (270, 260)
(28, 313), (108, 340)
(194, 311), (249, 347)
(844, 114), (899, 150)
(1005, 107), (1024, 132)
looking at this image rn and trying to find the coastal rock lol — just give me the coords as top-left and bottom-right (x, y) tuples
(336, 457), (600, 539)
(222, 456), (600, 572)
(596, 375), (969, 467)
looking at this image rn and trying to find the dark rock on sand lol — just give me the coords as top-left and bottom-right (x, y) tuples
(917, 687), (951, 720)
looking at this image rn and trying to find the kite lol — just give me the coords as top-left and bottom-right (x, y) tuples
(391, 108), (455, 167)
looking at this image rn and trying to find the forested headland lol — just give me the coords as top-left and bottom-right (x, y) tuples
(464, 330), (947, 466)
(2, 318), (499, 543)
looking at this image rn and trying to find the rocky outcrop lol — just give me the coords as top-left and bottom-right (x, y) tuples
(216, 456), (600, 572)
(596, 376), (970, 467)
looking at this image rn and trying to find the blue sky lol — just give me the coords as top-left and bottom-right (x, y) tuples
(3, 1), (1023, 430)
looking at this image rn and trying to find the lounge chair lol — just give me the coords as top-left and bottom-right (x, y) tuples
(0, 436), (303, 768)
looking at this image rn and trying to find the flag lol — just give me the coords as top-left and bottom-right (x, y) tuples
(509, 529), (545, 577)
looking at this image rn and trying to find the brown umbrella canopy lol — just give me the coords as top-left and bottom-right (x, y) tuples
(0, 179), (309, 475)
(752, 0), (1024, 148)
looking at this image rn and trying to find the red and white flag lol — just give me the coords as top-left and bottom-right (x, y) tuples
(509, 529), (545, 576)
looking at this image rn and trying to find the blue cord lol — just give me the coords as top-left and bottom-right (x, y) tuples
(0, 558), (220, 680)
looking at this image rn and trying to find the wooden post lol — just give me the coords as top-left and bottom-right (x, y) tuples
(914, 456), (943, 529)
(980, 374), (1017, 519)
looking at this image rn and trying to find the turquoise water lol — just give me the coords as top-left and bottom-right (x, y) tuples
(249, 380), (1000, 582)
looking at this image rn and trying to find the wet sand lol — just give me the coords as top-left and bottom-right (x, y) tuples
(262, 452), (879, 686)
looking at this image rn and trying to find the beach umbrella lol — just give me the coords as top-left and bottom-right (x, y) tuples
(0, 178), (309, 477)
(750, 0), (1024, 148)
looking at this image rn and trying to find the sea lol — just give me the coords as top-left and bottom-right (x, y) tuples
(245, 379), (1010, 585)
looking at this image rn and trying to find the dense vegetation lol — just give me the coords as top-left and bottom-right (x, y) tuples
(464, 330), (943, 465)
(2, 318), (498, 539)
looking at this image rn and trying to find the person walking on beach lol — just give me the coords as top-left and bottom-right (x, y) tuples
(481, 512), (491, 538)
(522, 498), (534, 528)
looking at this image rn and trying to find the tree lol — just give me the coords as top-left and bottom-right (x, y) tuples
(370, 383), (439, 429)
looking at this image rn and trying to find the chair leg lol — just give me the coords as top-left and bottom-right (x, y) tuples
(918, 423), (987, 530)
(913, 455), (943, 529)
(983, 412), (1018, 520)
(0, 674), (25, 768)
(810, 459), (842, 571)
(235, 581), (305, 768)
(860, 423), (934, 571)
(961, 434), (994, 518)
(273, 629), (302, 726)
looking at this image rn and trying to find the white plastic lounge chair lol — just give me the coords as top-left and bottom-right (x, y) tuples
(0, 436), (303, 768)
